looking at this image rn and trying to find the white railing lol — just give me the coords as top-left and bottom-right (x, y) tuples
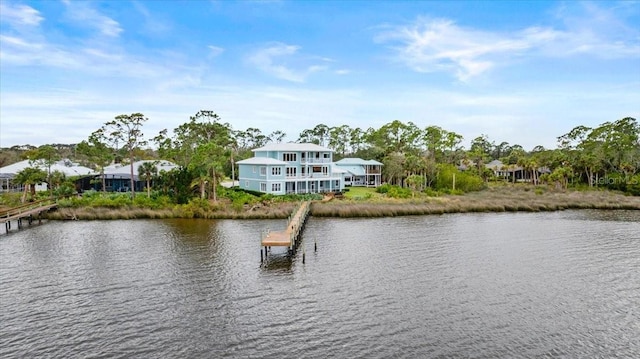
(285, 174), (335, 179)
(300, 158), (332, 164)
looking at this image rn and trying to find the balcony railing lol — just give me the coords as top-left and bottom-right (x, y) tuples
(300, 158), (332, 164)
(286, 173), (340, 179)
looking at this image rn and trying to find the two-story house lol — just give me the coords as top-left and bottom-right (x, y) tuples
(334, 158), (383, 187)
(237, 143), (345, 195)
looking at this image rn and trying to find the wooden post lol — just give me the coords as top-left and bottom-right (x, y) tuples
(453, 173), (456, 191)
(261, 249), (264, 263)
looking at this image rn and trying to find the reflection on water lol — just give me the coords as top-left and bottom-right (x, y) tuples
(1, 211), (639, 358)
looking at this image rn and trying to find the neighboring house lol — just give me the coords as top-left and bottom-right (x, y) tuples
(334, 158), (383, 187)
(485, 159), (549, 182)
(97, 160), (178, 192)
(237, 143), (345, 195)
(486, 160), (516, 179)
(0, 159), (95, 193)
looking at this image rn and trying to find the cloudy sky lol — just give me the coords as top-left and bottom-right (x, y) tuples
(1, 0), (638, 150)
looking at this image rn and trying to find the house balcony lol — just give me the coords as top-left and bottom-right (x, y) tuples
(285, 173), (333, 179)
(300, 158), (332, 164)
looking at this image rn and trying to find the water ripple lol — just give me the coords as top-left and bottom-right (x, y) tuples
(1, 211), (639, 358)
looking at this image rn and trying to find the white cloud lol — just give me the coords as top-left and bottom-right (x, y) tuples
(247, 43), (305, 82)
(376, 18), (536, 81)
(62, 1), (123, 37)
(132, 1), (171, 36)
(208, 45), (225, 58)
(0, 2), (43, 26)
(377, 3), (640, 81)
(246, 42), (330, 82)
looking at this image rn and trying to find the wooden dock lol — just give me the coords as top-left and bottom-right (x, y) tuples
(1, 198), (58, 234)
(261, 201), (311, 261)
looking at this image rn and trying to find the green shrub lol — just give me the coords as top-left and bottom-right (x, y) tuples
(435, 164), (484, 193)
(626, 174), (640, 196)
(386, 185), (412, 199)
(423, 188), (440, 197)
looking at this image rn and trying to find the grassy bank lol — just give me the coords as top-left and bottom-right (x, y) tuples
(46, 202), (298, 220)
(41, 185), (640, 220)
(311, 185), (640, 217)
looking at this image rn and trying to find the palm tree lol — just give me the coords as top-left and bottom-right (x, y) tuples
(14, 167), (47, 203)
(138, 161), (158, 198)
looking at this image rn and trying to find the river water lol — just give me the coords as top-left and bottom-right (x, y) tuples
(1, 210), (639, 358)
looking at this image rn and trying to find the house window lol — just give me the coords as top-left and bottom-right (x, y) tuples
(323, 153), (330, 160)
(260, 182), (266, 192)
(286, 167), (297, 177)
(272, 183), (281, 192)
(323, 167), (328, 175)
(312, 166), (322, 173)
(253, 166), (256, 173)
(301, 167), (306, 176)
(260, 167), (266, 176)
(283, 153), (297, 162)
(272, 167), (282, 176)
(245, 181), (249, 188)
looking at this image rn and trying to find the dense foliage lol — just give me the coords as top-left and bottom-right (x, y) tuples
(3, 112), (638, 205)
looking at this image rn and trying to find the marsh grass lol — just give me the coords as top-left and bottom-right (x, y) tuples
(43, 186), (639, 220)
(311, 186), (640, 217)
(46, 202), (297, 220)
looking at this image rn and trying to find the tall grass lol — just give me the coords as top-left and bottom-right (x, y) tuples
(311, 186), (640, 217)
(40, 185), (640, 220)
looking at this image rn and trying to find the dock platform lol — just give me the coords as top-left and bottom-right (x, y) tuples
(261, 201), (311, 261)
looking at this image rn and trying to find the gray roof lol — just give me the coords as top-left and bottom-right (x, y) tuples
(335, 158), (383, 166)
(337, 165), (365, 176)
(486, 160), (504, 170)
(253, 142), (333, 153)
(102, 160), (178, 179)
(236, 157), (289, 165)
(0, 159), (96, 178)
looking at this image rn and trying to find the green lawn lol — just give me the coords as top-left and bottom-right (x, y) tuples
(343, 186), (380, 200)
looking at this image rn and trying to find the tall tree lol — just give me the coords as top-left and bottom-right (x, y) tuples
(268, 130), (286, 144)
(100, 113), (148, 198)
(155, 110), (232, 201)
(14, 167), (47, 203)
(76, 131), (114, 192)
(25, 145), (60, 195)
(138, 161), (158, 198)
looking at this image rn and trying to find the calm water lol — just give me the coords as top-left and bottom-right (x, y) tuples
(1, 211), (639, 358)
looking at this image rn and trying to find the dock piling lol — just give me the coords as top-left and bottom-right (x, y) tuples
(261, 200), (311, 263)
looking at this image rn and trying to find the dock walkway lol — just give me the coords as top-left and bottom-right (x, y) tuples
(261, 201), (311, 260)
(1, 198), (58, 233)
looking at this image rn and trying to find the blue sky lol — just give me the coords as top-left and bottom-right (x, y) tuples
(1, 0), (638, 150)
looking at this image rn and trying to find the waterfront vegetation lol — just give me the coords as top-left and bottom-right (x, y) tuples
(2, 182), (638, 220)
(2, 111), (639, 220)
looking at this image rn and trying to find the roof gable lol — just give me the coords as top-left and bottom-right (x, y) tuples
(237, 157), (288, 165)
(253, 142), (333, 153)
(335, 158), (383, 166)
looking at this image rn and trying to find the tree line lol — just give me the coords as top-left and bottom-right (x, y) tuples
(3, 112), (639, 203)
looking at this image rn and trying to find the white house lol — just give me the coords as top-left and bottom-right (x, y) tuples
(237, 143), (345, 195)
(0, 159), (95, 192)
(334, 158), (383, 187)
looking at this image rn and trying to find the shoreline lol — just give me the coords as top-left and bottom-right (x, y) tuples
(45, 187), (640, 220)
